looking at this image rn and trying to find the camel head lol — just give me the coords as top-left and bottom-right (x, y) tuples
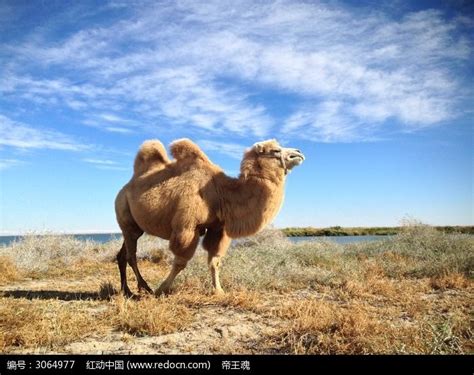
(251, 139), (305, 175)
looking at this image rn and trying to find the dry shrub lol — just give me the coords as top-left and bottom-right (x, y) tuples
(0, 256), (20, 284)
(0, 233), (169, 276)
(145, 249), (168, 264)
(428, 308), (473, 354)
(0, 299), (109, 352)
(136, 236), (170, 263)
(232, 227), (291, 249)
(0, 234), (98, 273)
(111, 295), (192, 336)
(430, 273), (470, 291)
(387, 224), (473, 278)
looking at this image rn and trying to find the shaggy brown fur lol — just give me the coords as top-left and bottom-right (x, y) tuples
(115, 138), (304, 297)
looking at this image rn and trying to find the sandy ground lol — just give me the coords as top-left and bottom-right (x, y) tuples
(0, 277), (286, 354)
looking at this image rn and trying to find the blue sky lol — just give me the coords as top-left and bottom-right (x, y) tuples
(0, 0), (472, 234)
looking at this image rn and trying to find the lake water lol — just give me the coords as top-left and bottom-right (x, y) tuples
(0, 233), (123, 247)
(0, 233), (387, 247)
(289, 235), (388, 244)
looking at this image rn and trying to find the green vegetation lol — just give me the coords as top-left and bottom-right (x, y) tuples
(282, 225), (474, 237)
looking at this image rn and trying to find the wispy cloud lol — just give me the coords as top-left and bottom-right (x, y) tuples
(82, 113), (136, 134)
(99, 113), (131, 123)
(0, 115), (88, 151)
(1, 0), (472, 142)
(82, 158), (117, 166)
(104, 126), (134, 134)
(0, 158), (24, 170)
(197, 139), (246, 160)
(82, 158), (127, 171)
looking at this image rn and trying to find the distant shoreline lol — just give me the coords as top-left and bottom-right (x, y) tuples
(1, 225), (473, 238)
(282, 226), (474, 237)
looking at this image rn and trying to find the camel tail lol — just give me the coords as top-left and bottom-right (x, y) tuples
(170, 138), (212, 164)
(134, 140), (170, 175)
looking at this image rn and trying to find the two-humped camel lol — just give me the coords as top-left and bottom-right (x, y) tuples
(115, 138), (304, 297)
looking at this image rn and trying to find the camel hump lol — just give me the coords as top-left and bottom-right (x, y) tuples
(170, 138), (212, 164)
(134, 139), (170, 175)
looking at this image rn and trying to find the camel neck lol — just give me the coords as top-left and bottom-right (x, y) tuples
(216, 173), (285, 238)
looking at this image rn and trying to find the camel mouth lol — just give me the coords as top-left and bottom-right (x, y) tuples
(287, 150), (305, 161)
(288, 156), (304, 166)
(284, 150), (305, 170)
(289, 154), (303, 160)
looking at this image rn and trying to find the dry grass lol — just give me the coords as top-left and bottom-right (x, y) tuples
(430, 273), (470, 291)
(0, 225), (472, 354)
(0, 233), (169, 275)
(0, 299), (110, 352)
(274, 299), (408, 354)
(111, 295), (192, 336)
(0, 256), (20, 284)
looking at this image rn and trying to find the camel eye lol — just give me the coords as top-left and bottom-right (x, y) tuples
(271, 149), (281, 154)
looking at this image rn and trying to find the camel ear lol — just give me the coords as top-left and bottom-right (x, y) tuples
(253, 142), (267, 154)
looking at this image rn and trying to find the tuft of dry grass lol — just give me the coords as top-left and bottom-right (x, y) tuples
(0, 298), (110, 351)
(0, 256), (20, 284)
(111, 295), (192, 336)
(170, 287), (265, 314)
(273, 299), (403, 354)
(430, 273), (470, 291)
(271, 294), (472, 354)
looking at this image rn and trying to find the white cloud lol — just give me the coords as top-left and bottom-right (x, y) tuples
(197, 139), (246, 160)
(1, 0), (471, 142)
(82, 158), (117, 165)
(81, 114), (135, 134)
(82, 158), (129, 171)
(99, 113), (130, 123)
(104, 126), (134, 134)
(0, 114), (88, 151)
(82, 158), (127, 171)
(283, 101), (376, 143)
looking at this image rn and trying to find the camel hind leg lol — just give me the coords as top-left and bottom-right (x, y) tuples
(117, 229), (153, 297)
(117, 242), (133, 297)
(115, 188), (152, 296)
(123, 229), (153, 294)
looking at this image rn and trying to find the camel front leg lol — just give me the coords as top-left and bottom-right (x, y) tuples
(155, 228), (199, 296)
(156, 255), (188, 295)
(209, 255), (224, 295)
(203, 228), (231, 295)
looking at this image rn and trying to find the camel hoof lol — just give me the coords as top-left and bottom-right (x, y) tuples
(213, 288), (225, 296)
(155, 286), (172, 297)
(123, 292), (139, 300)
(122, 290), (138, 300)
(138, 284), (153, 294)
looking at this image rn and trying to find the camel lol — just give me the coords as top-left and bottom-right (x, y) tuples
(114, 138), (304, 297)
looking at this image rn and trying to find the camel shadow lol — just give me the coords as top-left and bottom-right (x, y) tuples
(1, 289), (109, 301)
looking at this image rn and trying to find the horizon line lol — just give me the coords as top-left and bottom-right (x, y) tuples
(1, 224), (473, 237)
